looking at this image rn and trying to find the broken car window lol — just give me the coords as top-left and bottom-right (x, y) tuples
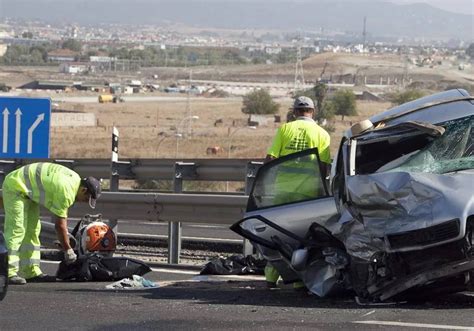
(377, 115), (474, 174)
(250, 151), (329, 210)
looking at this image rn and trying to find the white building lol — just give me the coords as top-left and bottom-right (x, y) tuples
(0, 44), (7, 57)
(59, 62), (88, 74)
(264, 46), (282, 55)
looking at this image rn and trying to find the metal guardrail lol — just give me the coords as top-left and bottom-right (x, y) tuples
(67, 191), (248, 224)
(0, 157), (264, 264)
(0, 158), (263, 183)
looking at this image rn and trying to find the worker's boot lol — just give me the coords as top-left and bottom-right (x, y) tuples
(8, 275), (27, 285)
(264, 264), (280, 289)
(292, 281), (307, 292)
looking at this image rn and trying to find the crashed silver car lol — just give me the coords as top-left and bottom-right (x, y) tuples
(231, 89), (474, 303)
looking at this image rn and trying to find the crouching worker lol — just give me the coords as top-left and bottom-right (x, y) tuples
(2, 162), (101, 285)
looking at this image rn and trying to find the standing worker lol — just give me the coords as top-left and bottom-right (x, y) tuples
(264, 96), (331, 288)
(2, 162), (101, 284)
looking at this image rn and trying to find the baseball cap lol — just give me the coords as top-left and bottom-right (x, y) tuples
(293, 96), (315, 110)
(83, 177), (102, 209)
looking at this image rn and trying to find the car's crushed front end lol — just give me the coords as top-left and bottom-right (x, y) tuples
(334, 96), (474, 302)
(232, 89), (474, 303)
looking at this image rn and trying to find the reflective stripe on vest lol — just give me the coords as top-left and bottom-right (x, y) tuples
(19, 259), (41, 267)
(8, 248), (19, 255)
(23, 163), (46, 205)
(19, 244), (41, 252)
(9, 259), (19, 267)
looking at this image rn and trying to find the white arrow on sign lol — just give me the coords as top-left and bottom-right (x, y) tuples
(2, 108), (9, 153)
(27, 113), (44, 154)
(15, 108), (22, 154)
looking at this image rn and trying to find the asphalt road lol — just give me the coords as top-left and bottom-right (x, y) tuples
(1, 261), (474, 330)
(50, 95), (243, 103)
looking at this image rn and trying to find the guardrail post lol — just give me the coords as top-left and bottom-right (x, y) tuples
(0, 160), (18, 187)
(243, 161), (263, 256)
(109, 127), (120, 232)
(169, 162), (197, 264)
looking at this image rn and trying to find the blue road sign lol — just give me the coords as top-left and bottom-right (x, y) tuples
(0, 97), (51, 159)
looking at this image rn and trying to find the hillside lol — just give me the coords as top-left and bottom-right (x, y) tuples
(3, 0), (473, 40)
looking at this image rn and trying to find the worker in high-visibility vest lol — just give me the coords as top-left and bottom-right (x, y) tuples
(2, 162), (101, 285)
(264, 96), (331, 289)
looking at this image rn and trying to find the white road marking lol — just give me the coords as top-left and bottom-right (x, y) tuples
(353, 321), (474, 330)
(150, 267), (197, 275)
(361, 310), (376, 317)
(192, 274), (264, 281)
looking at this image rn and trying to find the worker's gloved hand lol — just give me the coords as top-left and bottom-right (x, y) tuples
(64, 248), (77, 265)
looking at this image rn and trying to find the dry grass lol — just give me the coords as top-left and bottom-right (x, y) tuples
(50, 99), (390, 159)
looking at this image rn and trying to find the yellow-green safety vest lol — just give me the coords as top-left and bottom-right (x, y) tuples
(3, 162), (81, 218)
(267, 117), (331, 203)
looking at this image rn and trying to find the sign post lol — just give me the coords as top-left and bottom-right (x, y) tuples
(0, 97), (51, 159)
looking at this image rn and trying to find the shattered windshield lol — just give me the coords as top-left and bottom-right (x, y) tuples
(378, 115), (474, 174)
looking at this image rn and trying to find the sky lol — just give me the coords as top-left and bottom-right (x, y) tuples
(392, 0), (473, 14)
(3, 0), (473, 16)
(5, 0), (473, 14)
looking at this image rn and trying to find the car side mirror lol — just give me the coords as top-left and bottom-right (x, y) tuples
(291, 248), (308, 271)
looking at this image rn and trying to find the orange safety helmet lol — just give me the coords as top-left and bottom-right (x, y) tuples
(78, 221), (117, 256)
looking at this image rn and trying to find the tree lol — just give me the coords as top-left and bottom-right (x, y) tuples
(321, 100), (336, 120)
(390, 90), (425, 105)
(61, 39), (82, 52)
(1, 45), (22, 64)
(22, 31), (33, 39)
(313, 83), (328, 121)
(332, 89), (357, 120)
(466, 43), (474, 58)
(241, 89), (280, 115)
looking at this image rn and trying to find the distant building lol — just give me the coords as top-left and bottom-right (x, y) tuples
(354, 91), (383, 102)
(59, 62), (88, 74)
(127, 80), (142, 87)
(264, 46), (282, 55)
(51, 113), (97, 128)
(89, 55), (115, 63)
(19, 80), (73, 90)
(1, 37), (49, 47)
(246, 46), (263, 53)
(47, 49), (78, 62)
(0, 44), (7, 57)
(248, 114), (275, 127)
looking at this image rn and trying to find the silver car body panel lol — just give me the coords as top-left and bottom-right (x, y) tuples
(232, 90), (474, 299)
(338, 170), (474, 260)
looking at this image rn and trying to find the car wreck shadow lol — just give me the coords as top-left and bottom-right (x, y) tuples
(57, 279), (474, 310)
(136, 280), (474, 310)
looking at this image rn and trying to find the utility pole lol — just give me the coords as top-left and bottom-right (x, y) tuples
(294, 45), (305, 94)
(362, 16), (367, 50)
(184, 70), (193, 137)
(402, 46), (409, 87)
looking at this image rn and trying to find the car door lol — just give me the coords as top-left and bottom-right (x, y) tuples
(231, 148), (338, 281)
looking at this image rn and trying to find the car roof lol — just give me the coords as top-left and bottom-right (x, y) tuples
(345, 89), (474, 139)
(370, 89), (472, 125)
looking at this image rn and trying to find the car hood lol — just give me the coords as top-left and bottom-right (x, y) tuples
(333, 169), (474, 260)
